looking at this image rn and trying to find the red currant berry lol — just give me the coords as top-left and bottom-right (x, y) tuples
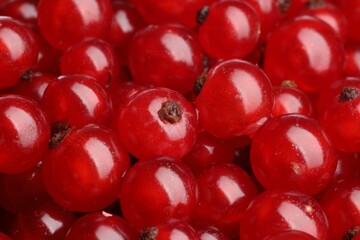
(140, 221), (199, 240)
(42, 124), (130, 212)
(195, 59), (274, 138)
(10, 201), (76, 240)
(251, 114), (337, 195)
(272, 82), (314, 117)
(0, 233), (11, 240)
(264, 15), (345, 92)
(107, 0), (146, 66)
(332, 152), (360, 184)
(198, 0), (260, 59)
(0, 94), (49, 173)
(264, 230), (317, 240)
(345, 45), (360, 78)
(120, 158), (197, 229)
(60, 38), (119, 88)
(0, 17), (39, 89)
(320, 179), (360, 240)
(41, 74), (112, 127)
(197, 227), (228, 240)
(193, 163), (257, 238)
(32, 34), (61, 74)
(240, 190), (329, 240)
(129, 24), (203, 94)
(117, 87), (198, 160)
(339, 0), (360, 43)
(65, 212), (136, 240)
(37, 0), (113, 50)
(0, 0), (38, 28)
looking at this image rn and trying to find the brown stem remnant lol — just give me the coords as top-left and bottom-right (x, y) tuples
(48, 121), (71, 149)
(339, 86), (359, 102)
(194, 72), (207, 95)
(140, 227), (158, 240)
(343, 226), (360, 240)
(196, 6), (209, 24)
(20, 70), (33, 82)
(278, 0), (291, 13)
(280, 80), (298, 88)
(158, 100), (183, 124)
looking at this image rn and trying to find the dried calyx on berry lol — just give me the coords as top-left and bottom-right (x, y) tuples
(344, 226), (360, 240)
(196, 6), (209, 24)
(140, 227), (158, 240)
(48, 122), (71, 149)
(339, 86), (359, 102)
(20, 70), (34, 82)
(194, 72), (207, 95)
(278, 0), (291, 13)
(158, 100), (183, 124)
(280, 80), (298, 88)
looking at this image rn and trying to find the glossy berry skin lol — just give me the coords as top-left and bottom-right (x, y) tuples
(107, 1), (146, 66)
(272, 85), (314, 117)
(193, 163), (257, 238)
(195, 59), (274, 138)
(140, 222), (199, 240)
(339, 0), (360, 43)
(60, 38), (119, 88)
(41, 74), (112, 127)
(129, 24), (203, 94)
(37, 0), (113, 50)
(0, 0), (38, 28)
(319, 83), (360, 152)
(198, 0), (260, 59)
(42, 124), (130, 212)
(0, 17), (39, 89)
(0, 162), (50, 214)
(320, 179), (360, 240)
(251, 114), (337, 195)
(10, 201), (76, 240)
(240, 190), (329, 240)
(65, 212), (136, 240)
(117, 87), (198, 160)
(0, 233), (11, 240)
(181, 131), (235, 176)
(120, 159), (197, 229)
(264, 230), (317, 240)
(345, 45), (360, 78)
(10, 72), (55, 103)
(332, 152), (360, 184)
(33, 34), (61, 74)
(264, 15), (345, 92)
(197, 227), (229, 240)
(130, 0), (214, 28)
(0, 95), (50, 173)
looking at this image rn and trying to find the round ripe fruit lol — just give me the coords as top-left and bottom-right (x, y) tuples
(0, 17), (38, 89)
(264, 230), (317, 240)
(193, 163), (258, 238)
(263, 15), (345, 92)
(65, 212), (136, 240)
(60, 38), (119, 88)
(41, 74), (112, 127)
(0, 0), (38, 28)
(42, 124), (130, 212)
(240, 190), (329, 240)
(345, 45), (360, 78)
(117, 87), (198, 160)
(37, 0), (113, 50)
(128, 24), (203, 94)
(339, 0), (360, 43)
(195, 59), (274, 138)
(319, 84), (360, 152)
(320, 179), (360, 240)
(120, 158), (197, 229)
(250, 114), (337, 195)
(198, 0), (260, 59)
(197, 227), (229, 240)
(140, 222), (199, 240)
(0, 94), (50, 173)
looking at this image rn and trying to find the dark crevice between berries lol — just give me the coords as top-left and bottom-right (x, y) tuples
(20, 69), (33, 82)
(343, 226), (360, 240)
(194, 72), (207, 95)
(140, 227), (158, 240)
(307, 0), (325, 8)
(278, 0), (291, 13)
(339, 87), (359, 102)
(48, 121), (71, 149)
(196, 6), (209, 24)
(281, 80), (298, 88)
(158, 100), (183, 124)
(202, 54), (209, 72)
(105, 71), (113, 89)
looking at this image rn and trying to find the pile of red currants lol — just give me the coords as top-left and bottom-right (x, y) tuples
(0, 0), (359, 239)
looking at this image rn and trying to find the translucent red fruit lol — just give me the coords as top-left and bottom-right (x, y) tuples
(37, 0), (113, 50)
(198, 0), (260, 59)
(117, 87), (198, 160)
(264, 230), (317, 240)
(197, 227), (229, 240)
(240, 190), (329, 240)
(195, 59), (274, 138)
(320, 179), (360, 240)
(319, 84), (360, 152)
(129, 24), (203, 94)
(251, 114), (337, 195)
(193, 163), (258, 238)
(130, 0), (215, 28)
(264, 15), (345, 92)
(0, 95), (49, 174)
(42, 124), (130, 212)
(339, 0), (360, 43)
(41, 74), (112, 127)
(0, 17), (38, 89)
(65, 212), (136, 240)
(60, 38), (119, 88)
(0, 0), (38, 28)
(345, 45), (360, 78)
(140, 222), (199, 240)
(10, 201), (76, 240)
(120, 159), (197, 229)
